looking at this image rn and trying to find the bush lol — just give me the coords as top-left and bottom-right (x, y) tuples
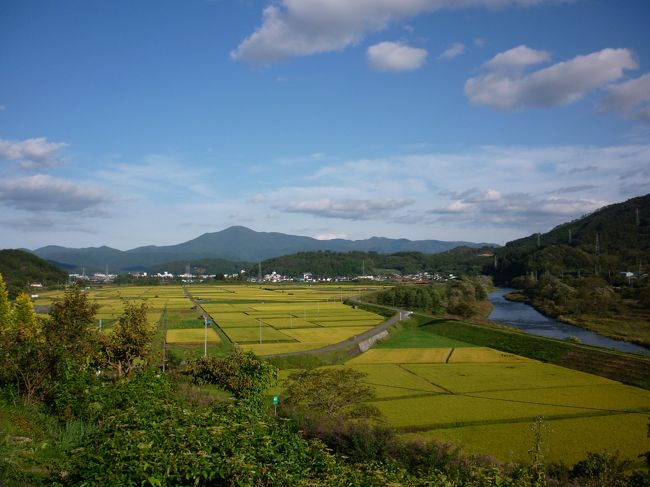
(184, 349), (277, 399)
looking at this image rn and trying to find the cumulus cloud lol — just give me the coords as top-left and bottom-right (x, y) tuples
(485, 45), (550, 70)
(437, 42), (465, 60)
(280, 198), (413, 220)
(0, 175), (109, 212)
(231, 0), (570, 64)
(599, 73), (650, 123)
(0, 137), (68, 169)
(367, 41), (427, 71)
(465, 46), (637, 110)
(431, 189), (609, 228)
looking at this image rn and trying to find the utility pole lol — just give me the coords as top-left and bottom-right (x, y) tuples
(258, 318), (262, 344)
(162, 307), (167, 372)
(568, 228), (572, 245)
(204, 316), (208, 357)
(536, 233), (541, 247)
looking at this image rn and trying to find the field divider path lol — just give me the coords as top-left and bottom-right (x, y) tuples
(397, 364), (455, 395)
(393, 409), (649, 433)
(183, 285), (234, 348)
(461, 392), (648, 414)
(445, 348), (455, 364)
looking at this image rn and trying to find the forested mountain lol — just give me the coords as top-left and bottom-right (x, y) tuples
(489, 193), (650, 284)
(31, 226), (495, 272)
(254, 247), (495, 278)
(0, 249), (69, 297)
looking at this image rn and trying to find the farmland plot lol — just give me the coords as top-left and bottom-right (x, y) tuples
(334, 326), (650, 466)
(186, 284), (385, 354)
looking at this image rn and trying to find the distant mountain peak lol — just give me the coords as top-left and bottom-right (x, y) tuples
(30, 226), (495, 272)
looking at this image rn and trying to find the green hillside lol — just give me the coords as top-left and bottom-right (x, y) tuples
(485, 194), (650, 347)
(0, 249), (69, 298)
(253, 247), (495, 278)
(489, 193), (650, 283)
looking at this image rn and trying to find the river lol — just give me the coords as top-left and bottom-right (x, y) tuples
(487, 288), (650, 356)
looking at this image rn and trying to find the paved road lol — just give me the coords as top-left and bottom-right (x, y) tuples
(266, 301), (410, 358)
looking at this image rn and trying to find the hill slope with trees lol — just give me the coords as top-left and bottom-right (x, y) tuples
(254, 247), (495, 278)
(485, 193), (650, 347)
(0, 249), (68, 298)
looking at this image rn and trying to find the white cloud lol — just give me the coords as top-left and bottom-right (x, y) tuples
(313, 232), (350, 240)
(437, 42), (465, 60)
(367, 41), (427, 71)
(484, 45), (550, 70)
(431, 189), (610, 229)
(0, 137), (68, 169)
(95, 154), (215, 198)
(465, 47), (637, 110)
(231, 0), (571, 64)
(599, 73), (650, 123)
(0, 175), (109, 212)
(280, 197), (413, 220)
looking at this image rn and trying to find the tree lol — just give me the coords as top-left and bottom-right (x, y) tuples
(46, 286), (100, 367)
(11, 292), (41, 341)
(100, 302), (155, 379)
(282, 368), (381, 422)
(0, 273), (10, 333)
(0, 287), (47, 403)
(185, 349), (277, 399)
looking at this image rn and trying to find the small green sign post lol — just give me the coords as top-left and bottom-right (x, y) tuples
(272, 395), (279, 415)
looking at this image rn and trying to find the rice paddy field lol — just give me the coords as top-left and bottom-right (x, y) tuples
(186, 284), (386, 355)
(333, 325), (650, 467)
(33, 283), (386, 358)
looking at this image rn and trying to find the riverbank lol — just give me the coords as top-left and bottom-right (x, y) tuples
(502, 288), (650, 349)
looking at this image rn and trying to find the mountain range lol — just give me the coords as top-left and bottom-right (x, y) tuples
(29, 226), (495, 273)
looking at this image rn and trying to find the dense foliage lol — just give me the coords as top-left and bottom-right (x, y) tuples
(99, 302), (156, 378)
(371, 277), (489, 318)
(251, 247), (494, 278)
(488, 193), (649, 284)
(184, 349), (278, 399)
(282, 368), (381, 422)
(0, 249), (68, 298)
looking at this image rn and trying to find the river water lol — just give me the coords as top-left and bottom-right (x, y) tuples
(487, 288), (650, 356)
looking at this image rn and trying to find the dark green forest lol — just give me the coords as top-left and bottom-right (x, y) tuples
(0, 249), (68, 298)
(250, 247), (494, 278)
(488, 193), (649, 284)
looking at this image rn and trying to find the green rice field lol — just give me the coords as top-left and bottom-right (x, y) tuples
(187, 284), (386, 354)
(333, 325), (650, 467)
(33, 283), (386, 357)
(166, 328), (220, 344)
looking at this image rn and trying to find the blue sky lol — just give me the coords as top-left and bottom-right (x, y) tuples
(1, 0), (649, 250)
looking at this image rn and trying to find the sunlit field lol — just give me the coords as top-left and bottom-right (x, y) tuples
(188, 284), (386, 354)
(339, 328), (650, 466)
(34, 283), (387, 357)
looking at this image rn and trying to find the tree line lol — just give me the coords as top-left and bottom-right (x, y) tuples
(368, 276), (489, 318)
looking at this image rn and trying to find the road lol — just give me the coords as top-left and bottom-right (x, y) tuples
(266, 302), (411, 358)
